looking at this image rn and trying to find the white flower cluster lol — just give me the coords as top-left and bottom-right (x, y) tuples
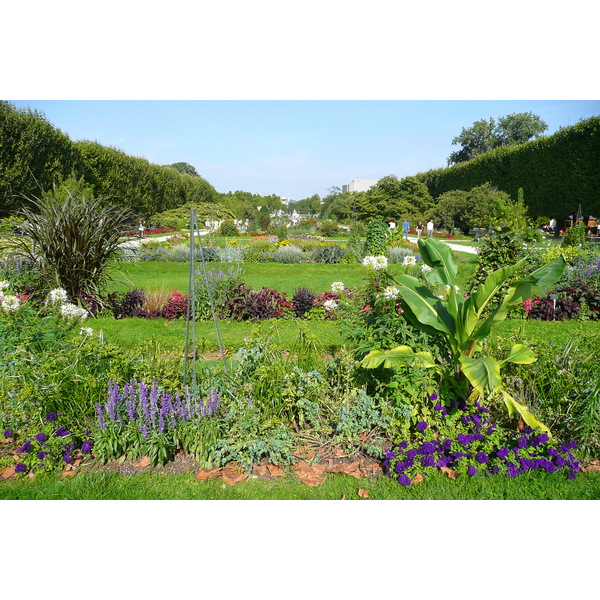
(1, 294), (20, 313)
(323, 299), (338, 312)
(46, 287), (88, 320)
(445, 284), (460, 292)
(402, 255), (417, 266)
(0, 280), (20, 313)
(421, 264), (433, 273)
(48, 288), (69, 304)
(80, 327), (94, 336)
(362, 255), (388, 271)
(331, 281), (345, 294)
(382, 286), (400, 300)
(60, 302), (89, 321)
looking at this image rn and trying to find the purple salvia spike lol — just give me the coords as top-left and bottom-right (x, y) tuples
(95, 403), (106, 429)
(140, 380), (150, 422)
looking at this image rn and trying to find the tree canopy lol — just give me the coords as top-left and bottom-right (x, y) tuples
(448, 112), (548, 165)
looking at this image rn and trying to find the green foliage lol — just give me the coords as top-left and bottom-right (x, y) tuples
(561, 224), (587, 247)
(448, 111), (548, 165)
(364, 218), (389, 256)
(152, 203), (235, 230)
(312, 244), (345, 264)
(361, 237), (566, 431)
(319, 221), (340, 237)
(218, 221), (239, 237)
(5, 187), (132, 304)
(418, 117), (600, 221)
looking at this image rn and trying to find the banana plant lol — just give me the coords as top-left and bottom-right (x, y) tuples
(361, 237), (566, 433)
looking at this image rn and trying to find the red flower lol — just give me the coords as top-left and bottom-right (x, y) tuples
(363, 305), (372, 312)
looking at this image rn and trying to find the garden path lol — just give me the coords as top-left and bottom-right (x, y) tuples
(407, 236), (478, 254)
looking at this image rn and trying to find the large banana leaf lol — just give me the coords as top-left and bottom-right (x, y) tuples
(500, 257), (566, 309)
(418, 238), (458, 286)
(459, 354), (502, 395)
(501, 344), (537, 365)
(395, 274), (455, 336)
(501, 390), (551, 435)
(361, 345), (438, 370)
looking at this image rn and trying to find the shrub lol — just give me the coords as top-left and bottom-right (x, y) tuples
(7, 187), (132, 304)
(225, 283), (290, 321)
(107, 289), (145, 319)
(271, 245), (304, 264)
(388, 246), (413, 263)
(216, 245), (245, 263)
(292, 287), (316, 317)
(313, 244), (345, 263)
(162, 291), (188, 319)
(218, 221), (239, 237)
(561, 224), (587, 247)
(195, 265), (244, 320)
(364, 219), (388, 256)
(319, 221), (339, 237)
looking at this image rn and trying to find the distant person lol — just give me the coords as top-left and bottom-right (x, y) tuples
(402, 219), (410, 240)
(416, 220), (423, 240)
(426, 219), (434, 238)
(549, 217), (556, 233)
(138, 219), (146, 238)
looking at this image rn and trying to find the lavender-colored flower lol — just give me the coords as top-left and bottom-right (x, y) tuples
(406, 449), (418, 460)
(35, 432), (48, 442)
(506, 462), (519, 478)
(441, 439), (453, 452)
(55, 427), (70, 437)
(398, 474), (411, 486)
(537, 433), (550, 445)
(520, 458), (533, 471)
(95, 404), (106, 429)
(436, 458), (448, 468)
(81, 440), (93, 454)
(45, 412), (57, 421)
(395, 461), (405, 474)
(3, 429), (12, 438)
(430, 393), (439, 403)
(555, 456), (566, 467)
(384, 449), (397, 460)
(15, 463), (27, 473)
(476, 452), (489, 464)
(547, 447), (558, 457)
(472, 414), (482, 424)
(457, 434), (472, 447)
(517, 437), (528, 449)
(467, 465), (477, 476)
(421, 456), (435, 467)
(139, 424), (149, 439)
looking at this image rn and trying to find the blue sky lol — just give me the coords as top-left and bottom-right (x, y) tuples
(9, 100), (600, 201)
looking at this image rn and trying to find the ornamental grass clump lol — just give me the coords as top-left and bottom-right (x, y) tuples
(383, 393), (580, 486)
(94, 379), (221, 466)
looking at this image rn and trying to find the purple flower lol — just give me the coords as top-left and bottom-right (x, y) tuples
(95, 403), (106, 429)
(461, 415), (471, 425)
(507, 462), (519, 478)
(537, 433), (550, 444)
(421, 455), (435, 467)
(384, 449), (397, 460)
(139, 424), (149, 439)
(406, 449), (418, 460)
(457, 434), (472, 447)
(37, 451), (49, 459)
(476, 452), (489, 464)
(567, 439), (577, 449)
(467, 465), (477, 476)
(63, 454), (71, 464)
(398, 441), (408, 451)
(436, 458), (448, 468)
(554, 456), (566, 467)
(421, 442), (435, 455)
(55, 427), (70, 437)
(15, 463), (27, 473)
(395, 461), (406, 474)
(520, 458), (534, 471)
(430, 393), (439, 402)
(3, 429), (12, 438)
(17, 440), (32, 454)
(81, 440), (93, 454)
(547, 447), (558, 457)
(496, 447), (510, 460)
(441, 439), (453, 452)
(34, 433), (48, 442)
(517, 437), (528, 448)
(45, 413), (57, 421)
(416, 421), (428, 431)
(398, 474), (411, 486)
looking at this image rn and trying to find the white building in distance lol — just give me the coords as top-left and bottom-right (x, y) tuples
(341, 179), (377, 193)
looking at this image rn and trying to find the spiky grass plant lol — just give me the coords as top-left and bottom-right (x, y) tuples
(6, 188), (132, 304)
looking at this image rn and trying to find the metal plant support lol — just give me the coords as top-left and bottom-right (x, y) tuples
(183, 209), (228, 397)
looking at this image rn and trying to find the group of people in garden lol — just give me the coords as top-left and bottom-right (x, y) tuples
(400, 218), (434, 240)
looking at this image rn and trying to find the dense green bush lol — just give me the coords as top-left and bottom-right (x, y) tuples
(218, 221), (239, 236)
(364, 218), (389, 256)
(416, 117), (600, 220)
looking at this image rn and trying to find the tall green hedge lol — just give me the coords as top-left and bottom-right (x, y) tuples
(416, 117), (600, 220)
(0, 102), (220, 218)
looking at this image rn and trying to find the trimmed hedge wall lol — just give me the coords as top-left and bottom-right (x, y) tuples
(0, 101), (220, 218)
(416, 117), (600, 220)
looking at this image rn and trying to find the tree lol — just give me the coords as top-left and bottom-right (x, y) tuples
(448, 112), (548, 165)
(169, 162), (199, 176)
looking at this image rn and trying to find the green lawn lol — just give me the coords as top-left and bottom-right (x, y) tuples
(108, 261), (410, 296)
(2, 468), (599, 500)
